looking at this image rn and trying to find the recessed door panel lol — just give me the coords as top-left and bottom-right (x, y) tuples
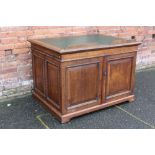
(105, 53), (135, 101)
(46, 62), (60, 109)
(33, 55), (45, 96)
(65, 60), (101, 110)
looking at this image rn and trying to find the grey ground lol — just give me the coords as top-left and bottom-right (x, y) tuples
(0, 68), (155, 129)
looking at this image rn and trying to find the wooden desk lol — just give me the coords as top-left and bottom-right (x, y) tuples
(29, 34), (141, 123)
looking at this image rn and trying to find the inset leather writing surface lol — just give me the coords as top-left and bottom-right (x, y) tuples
(39, 35), (125, 48)
(30, 34), (141, 53)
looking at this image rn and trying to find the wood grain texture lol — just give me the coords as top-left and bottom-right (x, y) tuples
(30, 34), (140, 123)
(46, 61), (60, 109)
(106, 54), (133, 99)
(61, 46), (138, 62)
(32, 53), (45, 97)
(65, 61), (101, 111)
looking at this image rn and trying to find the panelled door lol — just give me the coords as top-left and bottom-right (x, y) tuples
(104, 52), (136, 102)
(63, 58), (103, 113)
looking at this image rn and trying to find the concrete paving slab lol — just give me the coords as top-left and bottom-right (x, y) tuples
(118, 69), (155, 127)
(0, 96), (45, 129)
(40, 106), (151, 129)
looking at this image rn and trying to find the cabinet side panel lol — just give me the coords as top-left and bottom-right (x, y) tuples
(32, 54), (45, 96)
(46, 62), (60, 109)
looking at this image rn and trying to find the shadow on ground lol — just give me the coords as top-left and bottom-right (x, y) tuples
(0, 68), (155, 129)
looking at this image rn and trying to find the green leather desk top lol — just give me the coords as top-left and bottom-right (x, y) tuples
(30, 34), (141, 54)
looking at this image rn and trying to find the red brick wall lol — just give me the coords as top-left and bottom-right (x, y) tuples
(0, 26), (155, 100)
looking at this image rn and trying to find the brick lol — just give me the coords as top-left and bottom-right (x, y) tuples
(33, 28), (68, 36)
(0, 30), (33, 38)
(17, 59), (32, 66)
(0, 37), (18, 44)
(31, 26), (52, 29)
(14, 42), (31, 49)
(0, 44), (14, 50)
(5, 49), (12, 56)
(33, 29), (51, 35)
(17, 64), (32, 74)
(3, 61), (17, 68)
(16, 53), (31, 61)
(0, 51), (5, 57)
(0, 67), (17, 74)
(0, 72), (18, 79)
(5, 54), (16, 62)
(13, 48), (30, 54)
(28, 35), (49, 40)
(18, 36), (28, 42)
(0, 26), (29, 32)
(3, 80), (20, 90)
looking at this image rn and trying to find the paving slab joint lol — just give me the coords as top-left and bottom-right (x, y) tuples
(115, 105), (155, 129)
(36, 114), (50, 129)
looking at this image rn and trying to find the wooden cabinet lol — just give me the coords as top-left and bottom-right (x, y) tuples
(30, 34), (141, 123)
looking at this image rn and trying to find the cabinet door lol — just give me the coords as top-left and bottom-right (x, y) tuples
(63, 58), (102, 112)
(104, 53), (136, 101)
